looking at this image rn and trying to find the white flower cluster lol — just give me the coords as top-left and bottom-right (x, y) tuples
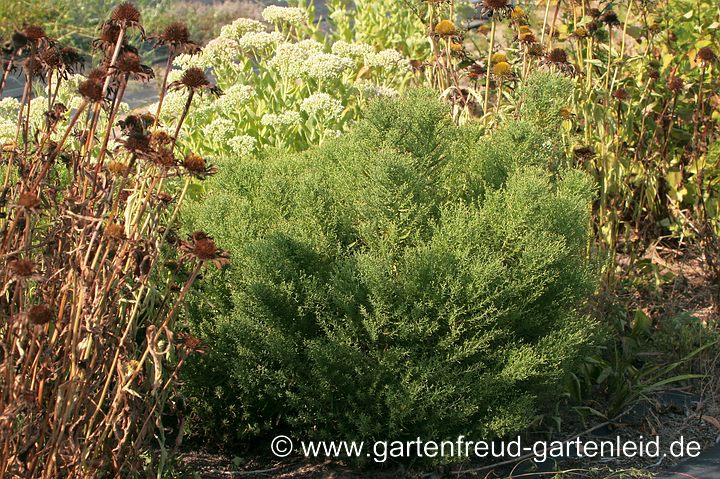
(216, 84), (255, 111)
(219, 18), (265, 41)
(300, 93), (343, 120)
(366, 49), (411, 71)
(0, 122), (15, 145)
(356, 81), (400, 99)
(203, 118), (237, 145)
(261, 6), (308, 27)
(174, 53), (207, 70)
(304, 53), (354, 82)
(268, 40), (324, 79)
(236, 30), (283, 52)
(260, 110), (301, 127)
(0, 97), (20, 119)
(227, 134), (257, 156)
(202, 37), (240, 66)
(331, 41), (374, 62)
(154, 90), (187, 119)
(329, 9), (350, 27)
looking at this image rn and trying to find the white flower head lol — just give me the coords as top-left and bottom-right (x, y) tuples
(366, 49), (411, 71)
(202, 37), (239, 66)
(174, 53), (207, 70)
(220, 18), (265, 41)
(0, 97), (20, 121)
(216, 84), (254, 111)
(261, 110), (301, 127)
(300, 93), (343, 121)
(227, 134), (257, 157)
(262, 6), (308, 27)
(0, 122), (15, 145)
(268, 40), (324, 79)
(357, 81), (400, 99)
(305, 53), (354, 82)
(236, 30), (283, 52)
(203, 118), (237, 146)
(331, 41), (374, 62)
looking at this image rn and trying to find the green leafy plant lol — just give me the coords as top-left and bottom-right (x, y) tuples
(181, 83), (598, 451)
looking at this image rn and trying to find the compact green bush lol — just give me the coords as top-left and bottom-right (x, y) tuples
(182, 80), (597, 449)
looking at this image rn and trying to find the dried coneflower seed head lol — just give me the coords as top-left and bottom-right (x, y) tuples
(23, 25), (46, 42)
(87, 67), (108, 80)
(648, 69), (660, 80)
(667, 76), (684, 92)
(17, 193), (40, 209)
(111, 2), (142, 24)
(105, 223), (125, 240)
(78, 79), (104, 102)
(697, 46), (717, 63)
(9, 259), (35, 278)
(40, 47), (62, 68)
(193, 238), (220, 260)
(180, 67), (209, 88)
(11, 31), (28, 50)
(27, 304), (53, 325)
(588, 8), (602, 18)
(612, 88), (629, 101)
(115, 51), (142, 72)
(434, 20), (456, 36)
(108, 160), (129, 175)
(547, 48), (568, 64)
(162, 21), (190, 43)
(483, 0), (509, 9)
(183, 153), (206, 173)
(600, 10), (620, 26)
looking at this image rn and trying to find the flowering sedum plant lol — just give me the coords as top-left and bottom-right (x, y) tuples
(150, 4), (415, 158)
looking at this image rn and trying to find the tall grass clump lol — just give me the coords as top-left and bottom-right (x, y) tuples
(0, 4), (228, 477)
(182, 82), (598, 449)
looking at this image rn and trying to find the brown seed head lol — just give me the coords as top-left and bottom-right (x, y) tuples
(111, 2), (142, 24)
(27, 304), (53, 325)
(180, 67), (210, 88)
(600, 10), (620, 26)
(22, 25), (46, 42)
(105, 223), (125, 240)
(483, 0), (509, 9)
(9, 259), (36, 278)
(667, 76), (684, 93)
(115, 51), (142, 73)
(612, 88), (629, 101)
(78, 78), (104, 102)
(108, 161), (130, 176)
(183, 153), (206, 173)
(547, 48), (568, 64)
(697, 46), (717, 64)
(161, 21), (190, 44)
(17, 193), (41, 209)
(193, 238), (220, 260)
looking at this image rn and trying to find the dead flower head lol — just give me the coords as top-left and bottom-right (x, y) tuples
(182, 153), (217, 180)
(154, 21), (201, 56)
(169, 67), (223, 97)
(105, 2), (145, 37)
(180, 232), (230, 269)
(8, 259), (43, 281)
(697, 46), (717, 65)
(27, 304), (53, 325)
(479, 0), (514, 20)
(541, 48), (576, 76)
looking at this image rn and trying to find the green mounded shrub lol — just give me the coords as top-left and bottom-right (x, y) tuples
(182, 78), (597, 449)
